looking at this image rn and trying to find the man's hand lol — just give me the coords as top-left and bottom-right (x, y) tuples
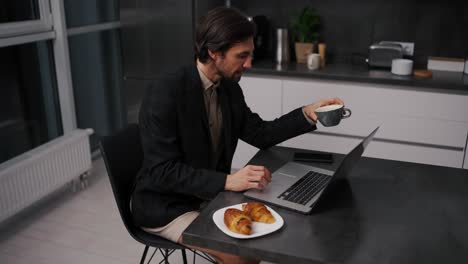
(303, 97), (345, 122)
(225, 165), (272, 192)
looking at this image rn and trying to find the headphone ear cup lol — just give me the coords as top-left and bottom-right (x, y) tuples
(195, 38), (210, 62)
(199, 49), (209, 61)
(196, 39), (206, 53)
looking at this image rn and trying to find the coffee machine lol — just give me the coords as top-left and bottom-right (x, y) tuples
(251, 15), (271, 61)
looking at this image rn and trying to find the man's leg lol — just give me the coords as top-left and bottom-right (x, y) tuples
(178, 236), (259, 264)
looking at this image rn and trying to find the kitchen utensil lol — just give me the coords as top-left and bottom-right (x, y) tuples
(318, 43), (326, 68)
(391, 59), (413, 75)
(413, 69), (433, 78)
(307, 53), (320, 70)
(428, 57), (465, 72)
(367, 42), (404, 68)
(252, 16), (270, 60)
(275, 28), (290, 64)
(315, 104), (351, 127)
(464, 58), (468, 74)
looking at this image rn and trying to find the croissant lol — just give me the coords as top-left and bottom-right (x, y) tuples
(224, 208), (252, 235)
(242, 202), (276, 224)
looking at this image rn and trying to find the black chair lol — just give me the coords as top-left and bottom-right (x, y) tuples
(100, 124), (216, 264)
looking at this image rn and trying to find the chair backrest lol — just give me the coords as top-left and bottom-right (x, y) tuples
(100, 124), (186, 251)
(100, 123), (143, 234)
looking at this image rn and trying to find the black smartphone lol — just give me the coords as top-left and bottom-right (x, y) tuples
(293, 152), (334, 163)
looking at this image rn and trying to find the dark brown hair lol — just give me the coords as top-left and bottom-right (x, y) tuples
(195, 7), (255, 63)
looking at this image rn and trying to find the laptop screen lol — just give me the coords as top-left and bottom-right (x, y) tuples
(333, 127), (379, 179)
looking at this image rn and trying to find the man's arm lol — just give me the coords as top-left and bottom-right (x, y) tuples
(236, 84), (344, 150)
(236, 85), (316, 150)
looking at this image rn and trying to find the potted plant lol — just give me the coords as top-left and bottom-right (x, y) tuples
(290, 7), (321, 63)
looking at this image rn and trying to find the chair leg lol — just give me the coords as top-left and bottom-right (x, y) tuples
(181, 249), (188, 264)
(140, 245), (149, 264)
(164, 249), (169, 264)
(189, 249), (217, 264)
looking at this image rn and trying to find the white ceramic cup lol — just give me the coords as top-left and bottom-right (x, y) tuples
(391, 59), (413, 75)
(307, 53), (321, 70)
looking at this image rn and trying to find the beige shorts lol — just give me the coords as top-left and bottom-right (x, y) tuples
(142, 211), (200, 243)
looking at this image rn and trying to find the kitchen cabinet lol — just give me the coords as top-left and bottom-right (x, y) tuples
(231, 76), (282, 170)
(464, 137), (468, 169)
(282, 78), (468, 168)
(234, 75), (468, 169)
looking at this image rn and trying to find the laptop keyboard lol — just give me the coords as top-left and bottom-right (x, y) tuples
(278, 171), (331, 205)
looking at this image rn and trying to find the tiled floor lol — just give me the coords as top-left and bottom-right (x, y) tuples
(0, 158), (213, 264)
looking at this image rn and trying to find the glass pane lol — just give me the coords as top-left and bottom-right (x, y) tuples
(0, 40), (63, 164)
(68, 29), (125, 150)
(0, 0), (40, 23)
(64, 0), (119, 28)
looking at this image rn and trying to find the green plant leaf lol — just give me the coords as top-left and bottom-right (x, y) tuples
(289, 6), (321, 43)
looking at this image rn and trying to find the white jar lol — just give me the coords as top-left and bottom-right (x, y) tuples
(391, 59), (413, 76)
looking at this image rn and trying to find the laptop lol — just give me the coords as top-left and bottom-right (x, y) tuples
(244, 126), (379, 214)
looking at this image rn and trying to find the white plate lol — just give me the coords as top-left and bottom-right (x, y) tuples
(212, 203), (284, 239)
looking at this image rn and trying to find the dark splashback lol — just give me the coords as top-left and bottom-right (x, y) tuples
(234, 0), (468, 67)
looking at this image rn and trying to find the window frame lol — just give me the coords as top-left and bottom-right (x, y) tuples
(0, 0), (122, 135)
(0, 0), (53, 38)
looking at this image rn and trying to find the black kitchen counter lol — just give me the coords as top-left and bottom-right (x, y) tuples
(247, 60), (468, 94)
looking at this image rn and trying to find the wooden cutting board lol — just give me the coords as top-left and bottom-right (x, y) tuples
(413, 69), (433, 78)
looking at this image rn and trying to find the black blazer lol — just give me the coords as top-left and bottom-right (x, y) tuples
(132, 65), (316, 227)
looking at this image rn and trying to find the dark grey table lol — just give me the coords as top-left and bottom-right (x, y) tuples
(183, 146), (468, 264)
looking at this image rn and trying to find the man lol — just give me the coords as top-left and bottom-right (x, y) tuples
(132, 7), (344, 264)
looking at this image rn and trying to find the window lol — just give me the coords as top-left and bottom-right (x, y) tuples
(0, 40), (62, 164)
(0, 0), (52, 38)
(0, 0), (123, 164)
(68, 29), (124, 149)
(64, 0), (124, 151)
(64, 0), (119, 28)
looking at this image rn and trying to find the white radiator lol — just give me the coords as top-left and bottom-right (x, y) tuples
(0, 128), (94, 224)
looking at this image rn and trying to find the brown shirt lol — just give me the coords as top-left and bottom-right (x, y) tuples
(197, 64), (223, 162)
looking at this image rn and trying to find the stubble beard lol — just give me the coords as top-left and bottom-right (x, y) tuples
(227, 73), (242, 82)
(216, 62), (242, 82)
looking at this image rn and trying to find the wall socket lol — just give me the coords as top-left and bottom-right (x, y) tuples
(381, 41), (415, 56)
